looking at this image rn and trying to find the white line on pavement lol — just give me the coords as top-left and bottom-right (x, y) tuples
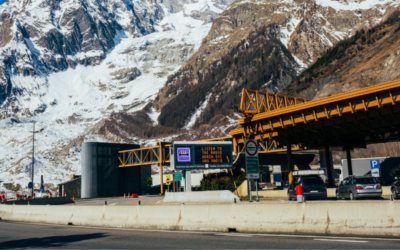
(252, 233), (400, 242)
(215, 233), (253, 237)
(314, 239), (368, 243)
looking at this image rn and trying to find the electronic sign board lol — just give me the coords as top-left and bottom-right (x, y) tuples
(173, 141), (233, 170)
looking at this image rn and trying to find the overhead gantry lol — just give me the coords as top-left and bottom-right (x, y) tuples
(230, 79), (400, 186)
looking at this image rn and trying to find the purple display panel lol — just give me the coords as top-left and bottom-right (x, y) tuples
(177, 147), (191, 162)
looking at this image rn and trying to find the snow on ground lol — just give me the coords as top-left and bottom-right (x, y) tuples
(0, 0), (230, 190)
(315, 0), (397, 10)
(184, 93), (213, 129)
(279, 16), (302, 49)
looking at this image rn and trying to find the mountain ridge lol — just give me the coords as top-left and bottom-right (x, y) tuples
(153, 0), (398, 130)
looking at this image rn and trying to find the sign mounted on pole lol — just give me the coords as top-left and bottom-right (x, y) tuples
(174, 171), (182, 181)
(173, 141), (233, 170)
(147, 177), (153, 187)
(166, 175), (171, 185)
(245, 139), (259, 179)
(245, 140), (258, 157)
(370, 159), (380, 177)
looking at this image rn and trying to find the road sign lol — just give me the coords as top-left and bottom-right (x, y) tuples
(273, 165), (282, 173)
(147, 177), (153, 187)
(175, 171), (182, 181)
(245, 140), (258, 157)
(174, 141), (233, 170)
(28, 182), (33, 188)
(370, 159), (380, 169)
(166, 175), (171, 185)
(273, 173), (282, 186)
(245, 140), (259, 179)
(370, 159), (380, 177)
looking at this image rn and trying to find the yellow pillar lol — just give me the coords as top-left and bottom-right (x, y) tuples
(173, 171), (176, 192)
(287, 143), (294, 184)
(159, 142), (164, 195)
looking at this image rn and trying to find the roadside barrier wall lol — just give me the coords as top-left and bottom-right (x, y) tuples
(163, 190), (239, 203)
(1, 201), (399, 237)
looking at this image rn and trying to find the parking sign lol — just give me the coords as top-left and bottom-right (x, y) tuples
(370, 159), (380, 177)
(370, 160), (380, 169)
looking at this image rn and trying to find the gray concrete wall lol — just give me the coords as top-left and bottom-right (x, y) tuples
(1, 201), (399, 237)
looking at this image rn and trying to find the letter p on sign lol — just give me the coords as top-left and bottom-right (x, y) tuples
(370, 160), (380, 169)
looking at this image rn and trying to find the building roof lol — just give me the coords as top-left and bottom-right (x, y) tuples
(57, 177), (81, 186)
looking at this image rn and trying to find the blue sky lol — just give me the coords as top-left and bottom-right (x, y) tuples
(0, 0), (6, 5)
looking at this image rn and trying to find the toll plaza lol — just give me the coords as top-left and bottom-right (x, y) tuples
(115, 79), (400, 192)
(172, 141), (233, 192)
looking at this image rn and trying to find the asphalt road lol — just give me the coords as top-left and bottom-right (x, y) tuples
(1, 221), (400, 249)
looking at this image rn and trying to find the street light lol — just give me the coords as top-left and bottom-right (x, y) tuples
(31, 121), (45, 197)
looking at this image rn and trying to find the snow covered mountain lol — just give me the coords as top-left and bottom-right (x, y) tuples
(0, 0), (399, 191)
(155, 0), (399, 130)
(0, 0), (233, 189)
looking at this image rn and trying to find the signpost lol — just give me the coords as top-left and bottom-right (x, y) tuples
(172, 141), (233, 193)
(370, 159), (380, 178)
(174, 142), (233, 170)
(166, 174), (171, 192)
(273, 165), (282, 188)
(147, 177), (153, 187)
(273, 173), (282, 187)
(245, 139), (260, 202)
(175, 171), (182, 181)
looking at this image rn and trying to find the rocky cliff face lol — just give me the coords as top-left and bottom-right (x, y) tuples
(284, 9), (400, 99)
(154, 0), (399, 129)
(0, 0), (233, 117)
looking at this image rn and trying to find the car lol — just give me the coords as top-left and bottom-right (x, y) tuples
(391, 177), (400, 200)
(287, 174), (327, 201)
(336, 176), (382, 200)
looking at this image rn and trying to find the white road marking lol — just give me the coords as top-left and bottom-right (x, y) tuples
(109, 203), (118, 206)
(252, 233), (400, 242)
(314, 239), (368, 243)
(215, 233), (252, 237)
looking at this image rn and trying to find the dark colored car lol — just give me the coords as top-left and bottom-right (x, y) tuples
(391, 177), (400, 200)
(336, 176), (382, 200)
(287, 175), (327, 200)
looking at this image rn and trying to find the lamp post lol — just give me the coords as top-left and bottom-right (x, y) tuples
(31, 122), (45, 197)
(31, 121), (35, 197)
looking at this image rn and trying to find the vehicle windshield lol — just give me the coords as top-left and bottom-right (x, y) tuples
(354, 178), (378, 184)
(302, 178), (324, 186)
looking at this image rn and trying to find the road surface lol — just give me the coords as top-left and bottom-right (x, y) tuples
(0, 221), (399, 249)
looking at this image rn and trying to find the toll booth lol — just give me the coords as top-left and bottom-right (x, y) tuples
(81, 142), (151, 198)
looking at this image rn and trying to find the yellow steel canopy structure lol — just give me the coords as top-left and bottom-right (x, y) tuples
(119, 79), (400, 190)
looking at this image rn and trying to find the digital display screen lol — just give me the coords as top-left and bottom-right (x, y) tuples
(194, 146), (231, 164)
(174, 143), (233, 170)
(177, 147), (191, 162)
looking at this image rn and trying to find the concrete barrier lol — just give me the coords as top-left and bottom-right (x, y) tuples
(163, 191), (239, 203)
(1, 201), (399, 237)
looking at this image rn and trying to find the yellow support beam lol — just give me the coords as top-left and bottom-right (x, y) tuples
(238, 79), (400, 126)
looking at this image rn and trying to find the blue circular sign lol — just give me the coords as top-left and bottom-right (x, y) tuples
(28, 182), (33, 188)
